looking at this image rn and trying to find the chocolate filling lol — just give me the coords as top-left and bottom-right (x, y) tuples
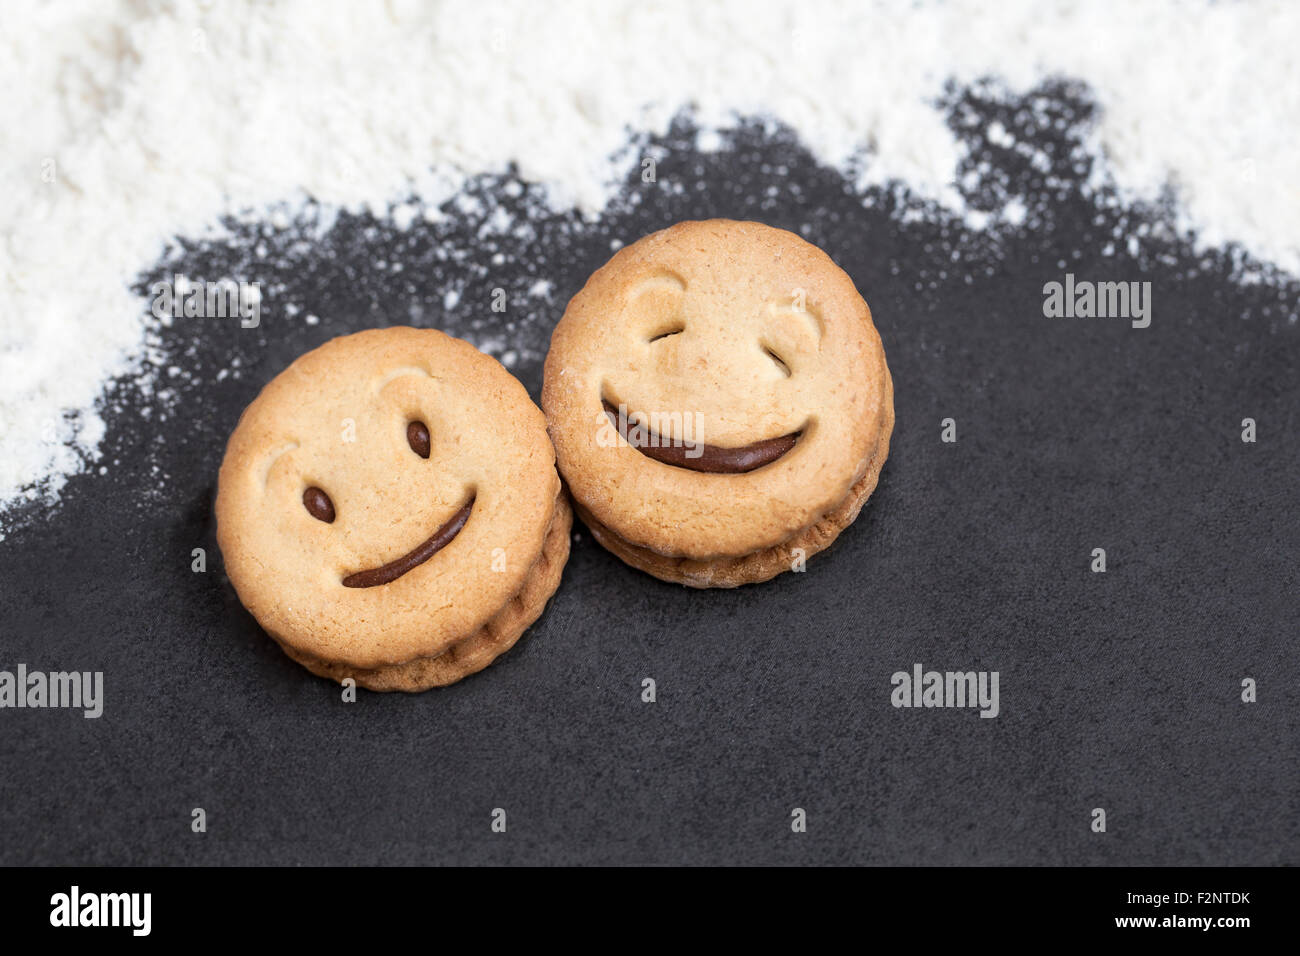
(407, 421), (430, 458)
(602, 400), (799, 474)
(303, 486), (335, 523)
(341, 499), (474, 588)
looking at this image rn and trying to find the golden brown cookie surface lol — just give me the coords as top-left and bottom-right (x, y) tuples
(542, 220), (892, 586)
(216, 327), (568, 689)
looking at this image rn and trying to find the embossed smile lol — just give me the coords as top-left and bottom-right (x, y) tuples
(341, 497), (474, 588)
(602, 399), (801, 474)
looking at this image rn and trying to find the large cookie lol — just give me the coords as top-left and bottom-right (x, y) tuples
(216, 327), (570, 690)
(542, 220), (892, 587)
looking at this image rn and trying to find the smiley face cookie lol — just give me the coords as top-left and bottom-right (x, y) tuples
(216, 327), (571, 691)
(542, 220), (892, 587)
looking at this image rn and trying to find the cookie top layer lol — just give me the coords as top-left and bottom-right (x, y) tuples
(216, 327), (560, 669)
(542, 220), (891, 560)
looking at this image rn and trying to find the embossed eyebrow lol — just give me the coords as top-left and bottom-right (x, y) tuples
(765, 300), (825, 347)
(627, 273), (688, 343)
(374, 365), (433, 391)
(258, 441), (299, 488)
(628, 272), (686, 297)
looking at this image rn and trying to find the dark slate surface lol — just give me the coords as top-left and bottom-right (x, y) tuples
(1, 83), (1295, 865)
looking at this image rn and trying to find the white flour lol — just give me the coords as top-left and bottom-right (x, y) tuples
(2, 0), (1297, 528)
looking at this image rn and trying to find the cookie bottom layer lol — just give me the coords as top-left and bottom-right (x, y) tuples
(577, 402), (893, 588)
(276, 494), (572, 691)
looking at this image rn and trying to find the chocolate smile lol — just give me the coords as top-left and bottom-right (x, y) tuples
(341, 498), (474, 588)
(602, 400), (800, 474)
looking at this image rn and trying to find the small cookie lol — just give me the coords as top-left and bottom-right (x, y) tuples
(216, 327), (571, 691)
(542, 220), (892, 587)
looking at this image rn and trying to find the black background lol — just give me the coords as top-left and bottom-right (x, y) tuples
(1, 82), (1295, 865)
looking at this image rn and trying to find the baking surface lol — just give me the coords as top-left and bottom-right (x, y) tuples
(1, 95), (1296, 865)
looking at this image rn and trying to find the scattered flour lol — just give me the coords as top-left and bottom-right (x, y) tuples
(1, 0), (1298, 526)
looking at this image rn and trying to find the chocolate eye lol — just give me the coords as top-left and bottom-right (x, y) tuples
(303, 486), (335, 523)
(407, 421), (431, 459)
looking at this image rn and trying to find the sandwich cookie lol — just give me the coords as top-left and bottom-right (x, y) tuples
(542, 219), (892, 587)
(216, 327), (570, 690)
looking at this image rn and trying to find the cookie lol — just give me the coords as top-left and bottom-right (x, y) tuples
(215, 327), (571, 691)
(542, 220), (892, 587)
